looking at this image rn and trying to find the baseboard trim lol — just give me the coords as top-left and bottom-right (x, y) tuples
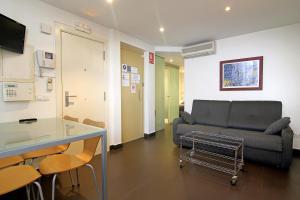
(144, 132), (156, 139)
(110, 144), (123, 150)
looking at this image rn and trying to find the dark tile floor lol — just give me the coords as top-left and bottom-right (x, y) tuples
(2, 126), (300, 200)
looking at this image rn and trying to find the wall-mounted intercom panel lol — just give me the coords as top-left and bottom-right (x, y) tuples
(2, 82), (34, 101)
(35, 50), (56, 69)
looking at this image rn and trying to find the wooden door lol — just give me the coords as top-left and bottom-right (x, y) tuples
(121, 44), (144, 143)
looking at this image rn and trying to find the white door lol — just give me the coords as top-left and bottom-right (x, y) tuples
(61, 32), (105, 154)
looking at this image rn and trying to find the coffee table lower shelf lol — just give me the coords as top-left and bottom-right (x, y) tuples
(179, 132), (244, 185)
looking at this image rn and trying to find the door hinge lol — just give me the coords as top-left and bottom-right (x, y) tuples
(103, 51), (106, 60)
(104, 91), (106, 101)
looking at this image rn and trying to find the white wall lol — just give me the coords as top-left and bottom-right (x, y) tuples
(185, 23), (300, 149)
(0, 0), (155, 146)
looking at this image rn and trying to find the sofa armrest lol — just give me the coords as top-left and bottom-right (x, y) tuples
(172, 117), (185, 144)
(281, 126), (294, 169)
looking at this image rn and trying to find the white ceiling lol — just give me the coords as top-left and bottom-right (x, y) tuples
(156, 52), (184, 67)
(41, 0), (300, 46)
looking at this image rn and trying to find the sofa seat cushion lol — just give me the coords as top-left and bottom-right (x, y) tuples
(220, 129), (282, 152)
(176, 124), (225, 135)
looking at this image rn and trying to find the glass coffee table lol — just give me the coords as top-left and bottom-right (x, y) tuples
(179, 131), (244, 185)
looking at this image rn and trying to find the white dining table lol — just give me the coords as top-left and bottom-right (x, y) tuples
(0, 118), (107, 200)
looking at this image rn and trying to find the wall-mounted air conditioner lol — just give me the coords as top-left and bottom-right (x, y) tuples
(182, 41), (216, 59)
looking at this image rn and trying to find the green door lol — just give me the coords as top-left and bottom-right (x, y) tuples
(155, 56), (165, 131)
(165, 64), (179, 124)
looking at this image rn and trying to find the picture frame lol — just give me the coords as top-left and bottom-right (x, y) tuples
(220, 56), (263, 91)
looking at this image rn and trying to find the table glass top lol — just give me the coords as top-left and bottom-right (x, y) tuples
(0, 118), (105, 157)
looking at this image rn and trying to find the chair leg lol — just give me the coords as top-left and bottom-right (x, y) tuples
(35, 177), (42, 200)
(69, 170), (75, 188)
(31, 179), (37, 200)
(31, 184), (37, 200)
(85, 164), (101, 199)
(52, 174), (57, 200)
(76, 168), (80, 187)
(33, 181), (45, 200)
(26, 185), (31, 200)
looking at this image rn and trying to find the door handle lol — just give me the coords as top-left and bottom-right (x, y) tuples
(65, 91), (77, 107)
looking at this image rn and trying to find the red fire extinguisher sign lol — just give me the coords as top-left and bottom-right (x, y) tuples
(149, 52), (155, 64)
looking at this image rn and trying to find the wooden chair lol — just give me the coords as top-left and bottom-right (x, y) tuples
(0, 165), (44, 200)
(22, 116), (79, 161)
(0, 156), (24, 169)
(39, 118), (103, 200)
(63, 115), (79, 122)
(83, 118), (105, 128)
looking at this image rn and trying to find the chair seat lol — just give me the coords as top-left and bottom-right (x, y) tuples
(0, 156), (24, 169)
(22, 144), (69, 160)
(39, 154), (86, 175)
(0, 165), (41, 195)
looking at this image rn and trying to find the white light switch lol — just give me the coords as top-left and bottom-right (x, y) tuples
(36, 95), (50, 101)
(40, 23), (52, 35)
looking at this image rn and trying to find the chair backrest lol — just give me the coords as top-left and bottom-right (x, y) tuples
(63, 115), (79, 122)
(80, 118), (104, 163)
(83, 118), (105, 128)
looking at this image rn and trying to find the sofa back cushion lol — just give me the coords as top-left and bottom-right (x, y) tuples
(228, 101), (282, 131)
(191, 100), (231, 127)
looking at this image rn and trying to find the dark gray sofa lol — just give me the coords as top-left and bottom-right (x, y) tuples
(173, 100), (294, 169)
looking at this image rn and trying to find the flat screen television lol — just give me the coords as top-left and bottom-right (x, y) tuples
(0, 13), (26, 54)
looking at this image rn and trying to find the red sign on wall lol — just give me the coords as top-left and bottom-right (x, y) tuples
(149, 52), (155, 64)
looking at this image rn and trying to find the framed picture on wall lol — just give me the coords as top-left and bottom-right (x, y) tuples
(220, 56), (263, 91)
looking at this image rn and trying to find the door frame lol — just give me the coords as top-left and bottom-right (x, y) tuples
(55, 23), (109, 127)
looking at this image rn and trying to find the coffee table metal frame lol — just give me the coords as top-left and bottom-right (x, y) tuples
(179, 131), (244, 185)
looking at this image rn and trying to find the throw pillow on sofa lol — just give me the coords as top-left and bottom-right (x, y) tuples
(264, 117), (291, 135)
(180, 111), (195, 125)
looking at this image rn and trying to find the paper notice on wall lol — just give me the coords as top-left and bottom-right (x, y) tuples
(131, 67), (138, 74)
(131, 73), (140, 84)
(122, 72), (130, 87)
(131, 84), (136, 93)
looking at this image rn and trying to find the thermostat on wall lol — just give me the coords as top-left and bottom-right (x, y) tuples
(2, 82), (34, 102)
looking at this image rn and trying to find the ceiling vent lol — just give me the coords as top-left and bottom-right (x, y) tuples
(182, 41), (216, 59)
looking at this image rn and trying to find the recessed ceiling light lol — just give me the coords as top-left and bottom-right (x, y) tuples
(225, 6), (231, 12)
(107, 0), (113, 3)
(169, 59), (173, 63)
(159, 27), (165, 33)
